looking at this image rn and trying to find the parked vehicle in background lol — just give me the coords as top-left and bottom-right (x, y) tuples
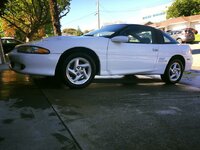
(167, 28), (195, 43)
(1, 37), (23, 54)
(185, 28), (198, 34)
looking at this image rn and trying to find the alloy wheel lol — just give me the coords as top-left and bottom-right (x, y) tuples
(169, 62), (182, 82)
(66, 57), (92, 85)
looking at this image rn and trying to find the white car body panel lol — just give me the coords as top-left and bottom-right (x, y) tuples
(9, 36), (193, 76)
(107, 41), (159, 75)
(9, 36), (110, 76)
(9, 50), (60, 76)
(37, 36), (109, 75)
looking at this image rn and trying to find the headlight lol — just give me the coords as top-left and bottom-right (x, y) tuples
(17, 46), (50, 54)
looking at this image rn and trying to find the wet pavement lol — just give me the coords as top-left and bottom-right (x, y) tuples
(1, 68), (200, 150)
(0, 71), (80, 150)
(39, 74), (200, 150)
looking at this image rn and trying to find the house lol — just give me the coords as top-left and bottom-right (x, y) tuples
(148, 14), (200, 33)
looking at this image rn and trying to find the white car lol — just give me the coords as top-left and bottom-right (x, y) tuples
(8, 24), (193, 88)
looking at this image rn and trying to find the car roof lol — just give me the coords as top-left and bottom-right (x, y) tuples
(105, 23), (156, 29)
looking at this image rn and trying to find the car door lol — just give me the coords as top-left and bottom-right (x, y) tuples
(107, 25), (159, 75)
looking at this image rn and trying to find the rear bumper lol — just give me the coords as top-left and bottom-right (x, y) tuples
(185, 55), (193, 71)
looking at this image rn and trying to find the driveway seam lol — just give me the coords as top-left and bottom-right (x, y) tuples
(37, 87), (83, 150)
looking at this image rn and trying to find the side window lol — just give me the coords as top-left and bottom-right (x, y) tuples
(7, 39), (16, 44)
(163, 35), (171, 43)
(163, 32), (178, 44)
(118, 26), (153, 44)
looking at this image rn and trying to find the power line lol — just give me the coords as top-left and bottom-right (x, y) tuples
(65, 12), (96, 25)
(99, 0), (173, 13)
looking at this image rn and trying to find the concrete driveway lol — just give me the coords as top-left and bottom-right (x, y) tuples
(36, 75), (200, 150)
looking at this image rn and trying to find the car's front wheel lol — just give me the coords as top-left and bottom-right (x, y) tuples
(161, 59), (184, 84)
(60, 53), (96, 89)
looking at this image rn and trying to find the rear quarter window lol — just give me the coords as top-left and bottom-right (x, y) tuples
(162, 32), (178, 44)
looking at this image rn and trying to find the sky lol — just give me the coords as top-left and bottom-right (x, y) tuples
(61, 0), (173, 31)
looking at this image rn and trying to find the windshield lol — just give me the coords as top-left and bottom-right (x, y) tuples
(84, 24), (127, 38)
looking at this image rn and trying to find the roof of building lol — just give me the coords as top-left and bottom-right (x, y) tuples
(149, 14), (200, 28)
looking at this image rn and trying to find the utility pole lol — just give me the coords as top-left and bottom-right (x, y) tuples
(97, 0), (100, 29)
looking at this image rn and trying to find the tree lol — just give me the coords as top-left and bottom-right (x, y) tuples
(167, 0), (200, 19)
(49, 0), (71, 36)
(0, 0), (51, 41)
(1, 20), (16, 37)
(76, 26), (83, 36)
(63, 28), (77, 35)
(62, 28), (83, 36)
(49, 0), (61, 35)
(0, 0), (9, 36)
(0, 0), (9, 64)
(0, 0), (8, 16)
(0, 0), (71, 41)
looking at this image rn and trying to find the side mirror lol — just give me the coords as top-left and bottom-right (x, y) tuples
(111, 36), (129, 43)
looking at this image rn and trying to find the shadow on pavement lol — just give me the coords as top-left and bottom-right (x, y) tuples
(0, 70), (81, 150)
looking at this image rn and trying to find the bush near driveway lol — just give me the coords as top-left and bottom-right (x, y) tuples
(194, 34), (200, 43)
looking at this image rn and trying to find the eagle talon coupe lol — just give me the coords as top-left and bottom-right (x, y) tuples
(8, 24), (193, 88)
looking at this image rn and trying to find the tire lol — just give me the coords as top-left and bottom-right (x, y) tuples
(59, 53), (96, 89)
(161, 59), (184, 84)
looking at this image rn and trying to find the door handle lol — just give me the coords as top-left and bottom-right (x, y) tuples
(152, 48), (158, 52)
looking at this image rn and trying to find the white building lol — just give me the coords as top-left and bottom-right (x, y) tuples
(140, 2), (200, 34)
(140, 3), (172, 23)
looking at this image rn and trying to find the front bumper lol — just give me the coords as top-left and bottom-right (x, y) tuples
(8, 51), (61, 76)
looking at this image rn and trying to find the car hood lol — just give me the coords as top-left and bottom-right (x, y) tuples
(18, 36), (109, 53)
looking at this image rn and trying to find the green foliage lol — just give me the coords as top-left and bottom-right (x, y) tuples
(62, 28), (83, 36)
(1, 0), (51, 41)
(57, 0), (71, 18)
(0, 0), (8, 16)
(0, 0), (71, 41)
(195, 34), (200, 42)
(76, 27), (83, 36)
(167, 0), (200, 19)
(63, 28), (77, 35)
(45, 24), (54, 37)
(0, 20), (4, 37)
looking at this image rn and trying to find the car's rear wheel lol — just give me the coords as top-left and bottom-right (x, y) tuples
(59, 53), (96, 89)
(161, 59), (184, 84)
